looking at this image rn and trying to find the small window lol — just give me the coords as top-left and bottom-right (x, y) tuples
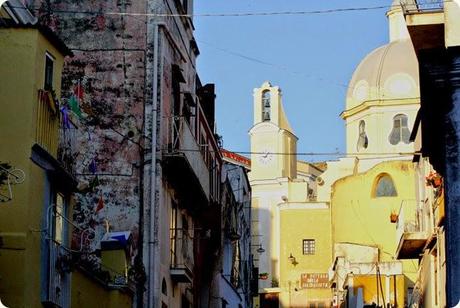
(44, 53), (54, 91)
(373, 174), (397, 197)
(389, 114), (411, 145)
(262, 90), (271, 121)
(302, 239), (315, 255)
(162, 278), (167, 295)
(357, 120), (369, 151)
(54, 193), (66, 244)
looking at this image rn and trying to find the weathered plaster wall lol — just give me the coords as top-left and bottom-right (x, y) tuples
(33, 0), (148, 256)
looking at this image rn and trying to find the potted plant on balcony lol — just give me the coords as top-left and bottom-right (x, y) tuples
(390, 210), (399, 223)
(426, 172), (442, 188)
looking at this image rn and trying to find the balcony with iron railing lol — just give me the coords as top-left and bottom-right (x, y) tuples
(163, 116), (213, 207)
(170, 228), (194, 283)
(35, 89), (78, 176)
(395, 199), (429, 259)
(400, 0), (445, 51)
(400, 0), (444, 14)
(43, 204), (135, 308)
(58, 116), (78, 176)
(36, 89), (60, 157)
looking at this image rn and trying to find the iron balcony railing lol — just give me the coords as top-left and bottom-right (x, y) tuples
(36, 89), (60, 157)
(45, 205), (134, 291)
(165, 116), (211, 198)
(400, 0), (444, 14)
(58, 119), (78, 175)
(43, 240), (71, 307)
(76, 255), (135, 289)
(395, 199), (421, 242)
(170, 227), (194, 274)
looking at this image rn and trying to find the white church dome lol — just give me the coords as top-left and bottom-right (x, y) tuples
(345, 39), (419, 112)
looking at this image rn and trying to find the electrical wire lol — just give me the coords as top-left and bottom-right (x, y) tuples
(164, 147), (417, 157)
(6, 2), (446, 18)
(197, 40), (350, 89)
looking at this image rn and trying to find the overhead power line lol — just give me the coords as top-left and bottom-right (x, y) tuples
(7, 2), (446, 18)
(162, 148), (417, 157)
(197, 40), (349, 89)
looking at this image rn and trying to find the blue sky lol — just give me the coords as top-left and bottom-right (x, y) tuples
(194, 0), (391, 160)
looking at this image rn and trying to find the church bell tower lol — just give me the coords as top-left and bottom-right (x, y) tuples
(249, 81), (298, 180)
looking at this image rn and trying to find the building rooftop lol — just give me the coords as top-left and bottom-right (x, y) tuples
(0, 0), (72, 56)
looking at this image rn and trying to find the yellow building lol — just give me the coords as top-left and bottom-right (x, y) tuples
(249, 2), (422, 307)
(0, 2), (132, 307)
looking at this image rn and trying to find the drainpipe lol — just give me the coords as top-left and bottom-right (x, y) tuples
(148, 22), (160, 308)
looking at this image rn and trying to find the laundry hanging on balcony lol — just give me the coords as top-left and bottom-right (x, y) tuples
(38, 89), (58, 116)
(60, 105), (71, 129)
(89, 158), (97, 174)
(68, 95), (82, 118)
(95, 194), (105, 213)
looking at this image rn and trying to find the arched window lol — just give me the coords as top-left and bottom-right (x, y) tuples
(357, 120), (369, 151)
(389, 114), (411, 145)
(373, 174), (397, 197)
(262, 90), (271, 121)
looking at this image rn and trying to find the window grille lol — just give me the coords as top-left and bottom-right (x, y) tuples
(302, 239), (315, 255)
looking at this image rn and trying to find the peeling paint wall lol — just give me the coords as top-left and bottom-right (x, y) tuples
(33, 0), (148, 256)
(32, 1), (150, 305)
(33, 0), (222, 306)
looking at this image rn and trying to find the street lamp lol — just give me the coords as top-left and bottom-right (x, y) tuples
(251, 244), (265, 254)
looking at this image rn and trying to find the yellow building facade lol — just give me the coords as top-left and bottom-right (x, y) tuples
(249, 2), (422, 307)
(0, 2), (132, 307)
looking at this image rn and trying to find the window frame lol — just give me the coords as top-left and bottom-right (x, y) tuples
(302, 239), (315, 255)
(357, 120), (369, 151)
(373, 173), (398, 198)
(53, 192), (67, 245)
(389, 114), (411, 145)
(262, 90), (271, 121)
(44, 52), (55, 91)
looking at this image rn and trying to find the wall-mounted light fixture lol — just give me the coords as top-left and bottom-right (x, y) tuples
(288, 253), (298, 266)
(251, 244), (265, 254)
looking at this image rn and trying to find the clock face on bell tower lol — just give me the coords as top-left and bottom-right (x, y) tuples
(258, 149), (274, 166)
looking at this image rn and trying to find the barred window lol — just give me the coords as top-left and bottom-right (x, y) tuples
(302, 239), (315, 255)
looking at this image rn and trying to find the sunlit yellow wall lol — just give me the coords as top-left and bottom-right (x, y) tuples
(71, 270), (132, 307)
(279, 206), (332, 307)
(350, 274), (405, 306)
(331, 160), (418, 284)
(0, 27), (64, 307)
(101, 250), (128, 278)
(444, 0), (460, 47)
